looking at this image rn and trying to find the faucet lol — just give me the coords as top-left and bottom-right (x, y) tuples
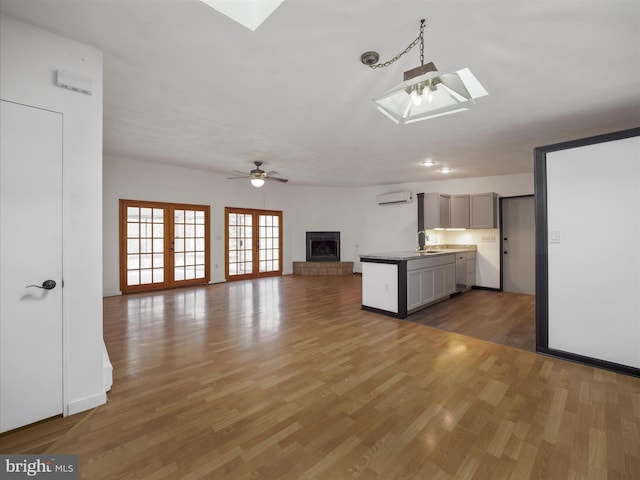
(416, 231), (425, 251)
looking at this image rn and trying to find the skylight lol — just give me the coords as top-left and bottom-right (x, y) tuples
(199, 0), (286, 31)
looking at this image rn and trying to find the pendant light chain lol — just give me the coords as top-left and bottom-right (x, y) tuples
(367, 19), (426, 69)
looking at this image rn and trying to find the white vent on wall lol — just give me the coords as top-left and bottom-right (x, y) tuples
(55, 69), (93, 95)
(377, 191), (412, 205)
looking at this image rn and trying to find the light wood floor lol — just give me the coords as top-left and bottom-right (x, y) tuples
(2, 275), (639, 479)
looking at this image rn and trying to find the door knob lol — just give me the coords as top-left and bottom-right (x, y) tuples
(26, 280), (56, 290)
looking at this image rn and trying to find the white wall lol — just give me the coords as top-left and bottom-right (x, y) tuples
(0, 16), (106, 414)
(353, 173), (534, 288)
(103, 155), (533, 294)
(546, 136), (639, 368)
(103, 155), (293, 295)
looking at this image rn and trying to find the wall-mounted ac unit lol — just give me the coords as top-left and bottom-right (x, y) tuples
(377, 191), (412, 205)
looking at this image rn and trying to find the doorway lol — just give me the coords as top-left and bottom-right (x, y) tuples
(119, 200), (210, 294)
(225, 207), (283, 281)
(1, 100), (63, 432)
(500, 195), (535, 294)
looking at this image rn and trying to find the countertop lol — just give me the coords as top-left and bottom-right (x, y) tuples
(360, 245), (476, 262)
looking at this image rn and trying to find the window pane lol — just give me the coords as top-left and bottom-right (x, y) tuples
(127, 223), (139, 238)
(175, 224), (184, 238)
(153, 268), (164, 283)
(127, 270), (139, 286)
(140, 208), (152, 222)
(140, 269), (152, 285)
(153, 224), (164, 237)
(175, 210), (184, 223)
(195, 225), (205, 237)
(196, 238), (205, 251)
(196, 265), (205, 278)
(195, 211), (205, 224)
(174, 239), (184, 252)
(185, 266), (195, 280)
(127, 255), (139, 269)
(185, 224), (195, 237)
(185, 252), (195, 266)
(140, 222), (151, 238)
(140, 254), (152, 269)
(140, 269), (152, 284)
(153, 239), (163, 253)
(127, 207), (139, 222)
(175, 253), (184, 267)
(153, 254), (164, 267)
(127, 239), (139, 254)
(153, 208), (164, 222)
(196, 252), (205, 265)
(186, 210), (195, 223)
(140, 239), (152, 253)
(174, 267), (185, 281)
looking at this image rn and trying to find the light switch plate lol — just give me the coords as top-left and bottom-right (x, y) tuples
(550, 231), (560, 244)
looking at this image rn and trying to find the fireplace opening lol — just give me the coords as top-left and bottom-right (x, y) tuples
(306, 231), (340, 262)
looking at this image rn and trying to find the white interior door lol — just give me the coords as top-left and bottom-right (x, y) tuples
(0, 100), (63, 433)
(502, 196), (535, 295)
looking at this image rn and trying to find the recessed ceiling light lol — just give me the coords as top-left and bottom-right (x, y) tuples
(440, 168), (452, 174)
(421, 160), (436, 167)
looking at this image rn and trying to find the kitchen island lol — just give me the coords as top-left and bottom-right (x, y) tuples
(360, 247), (476, 319)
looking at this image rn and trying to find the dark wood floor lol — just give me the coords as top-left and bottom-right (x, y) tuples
(2, 275), (639, 479)
(408, 289), (536, 352)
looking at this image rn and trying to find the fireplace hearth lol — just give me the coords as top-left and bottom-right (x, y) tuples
(306, 231), (340, 262)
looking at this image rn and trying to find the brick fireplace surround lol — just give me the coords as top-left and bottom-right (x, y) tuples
(292, 261), (354, 276)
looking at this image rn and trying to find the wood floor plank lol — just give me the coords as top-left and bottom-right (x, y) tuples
(1, 275), (639, 479)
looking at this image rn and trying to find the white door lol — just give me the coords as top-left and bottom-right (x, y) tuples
(0, 100), (63, 433)
(502, 196), (535, 295)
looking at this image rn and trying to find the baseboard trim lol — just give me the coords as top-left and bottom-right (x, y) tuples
(361, 305), (404, 319)
(537, 347), (640, 378)
(66, 392), (107, 416)
(471, 286), (501, 292)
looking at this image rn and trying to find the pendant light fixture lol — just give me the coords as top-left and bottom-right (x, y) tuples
(361, 19), (488, 125)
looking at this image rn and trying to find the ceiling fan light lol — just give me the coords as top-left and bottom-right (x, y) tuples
(251, 178), (265, 187)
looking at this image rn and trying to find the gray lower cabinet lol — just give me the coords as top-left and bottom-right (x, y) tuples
(407, 254), (456, 312)
(455, 251), (477, 291)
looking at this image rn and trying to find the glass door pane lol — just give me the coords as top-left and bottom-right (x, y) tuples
(225, 207), (282, 281)
(227, 212), (253, 278)
(125, 205), (165, 288)
(120, 200), (209, 293)
(259, 214), (280, 273)
(173, 207), (207, 284)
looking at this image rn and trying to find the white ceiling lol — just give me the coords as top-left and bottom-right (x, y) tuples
(1, 0), (639, 187)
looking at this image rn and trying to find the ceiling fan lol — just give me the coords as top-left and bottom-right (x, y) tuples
(227, 161), (288, 187)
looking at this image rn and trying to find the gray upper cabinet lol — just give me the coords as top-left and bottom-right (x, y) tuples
(451, 195), (470, 228)
(424, 192), (451, 229)
(470, 192), (498, 228)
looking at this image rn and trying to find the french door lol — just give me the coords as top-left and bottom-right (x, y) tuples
(225, 207), (282, 281)
(120, 200), (210, 293)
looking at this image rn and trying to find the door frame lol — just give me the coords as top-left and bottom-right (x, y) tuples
(119, 199), (210, 293)
(499, 194), (534, 292)
(224, 207), (283, 281)
(0, 99), (64, 431)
